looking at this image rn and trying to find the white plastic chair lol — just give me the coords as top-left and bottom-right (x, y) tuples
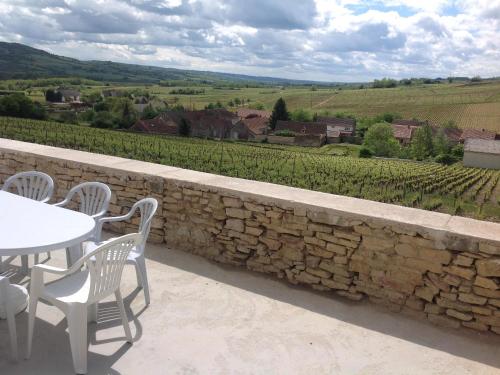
(54, 182), (112, 266)
(1, 171), (54, 273)
(0, 275), (29, 361)
(85, 198), (158, 306)
(27, 233), (141, 374)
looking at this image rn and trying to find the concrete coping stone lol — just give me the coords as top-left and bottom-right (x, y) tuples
(1, 138), (500, 245)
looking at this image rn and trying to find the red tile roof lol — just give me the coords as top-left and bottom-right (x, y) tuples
(317, 117), (356, 127)
(393, 119), (426, 127)
(243, 116), (268, 135)
(460, 128), (497, 142)
(237, 108), (271, 119)
(275, 121), (327, 135)
(392, 124), (415, 140)
(130, 117), (177, 135)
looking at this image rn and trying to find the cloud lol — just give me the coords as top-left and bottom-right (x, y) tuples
(0, 0), (499, 81)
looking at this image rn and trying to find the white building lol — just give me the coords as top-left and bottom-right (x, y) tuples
(463, 138), (500, 170)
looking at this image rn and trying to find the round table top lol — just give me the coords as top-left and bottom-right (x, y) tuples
(0, 191), (96, 256)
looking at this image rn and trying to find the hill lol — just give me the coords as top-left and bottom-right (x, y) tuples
(0, 42), (332, 86)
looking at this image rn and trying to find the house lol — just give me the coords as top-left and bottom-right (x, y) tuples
(230, 116), (268, 140)
(317, 117), (356, 135)
(130, 114), (178, 135)
(460, 128), (496, 143)
(57, 88), (80, 103)
(275, 121), (327, 136)
(183, 109), (241, 139)
(392, 124), (417, 145)
(463, 139), (500, 169)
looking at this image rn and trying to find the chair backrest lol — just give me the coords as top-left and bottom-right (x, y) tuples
(84, 233), (141, 303)
(65, 182), (111, 217)
(2, 171), (54, 202)
(132, 198), (158, 253)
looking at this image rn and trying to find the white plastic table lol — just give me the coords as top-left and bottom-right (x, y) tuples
(0, 191), (96, 270)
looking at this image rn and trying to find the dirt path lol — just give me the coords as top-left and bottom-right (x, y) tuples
(312, 93), (337, 108)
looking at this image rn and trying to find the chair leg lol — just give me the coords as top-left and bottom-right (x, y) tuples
(115, 290), (133, 343)
(34, 253), (39, 265)
(6, 300), (18, 361)
(21, 255), (29, 275)
(46, 251), (51, 260)
(87, 303), (98, 323)
(0, 256), (5, 273)
(26, 295), (39, 359)
(134, 257), (150, 306)
(67, 305), (88, 374)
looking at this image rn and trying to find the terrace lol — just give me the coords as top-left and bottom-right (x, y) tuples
(1, 138), (500, 374)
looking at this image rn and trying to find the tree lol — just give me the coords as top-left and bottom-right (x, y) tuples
(178, 118), (190, 137)
(411, 124), (434, 160)
(291, 108), (311, 122)
(269, 98), (289, 130)
(45, 89), (62, 103)
(363, 122), (400, 157)
(91, 111), (116, 129)
(0, 93), (46, 119)
(433, 128), (450, 155)
(118, 100), (136, 129)
(141, 104), (158, 119)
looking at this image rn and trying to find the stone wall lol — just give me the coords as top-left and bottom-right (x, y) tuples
(1, 138), (500, 335)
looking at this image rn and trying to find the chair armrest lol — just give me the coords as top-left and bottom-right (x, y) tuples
(53, 199), (69, 208)
(31, 264), (71, 276)
(94, 210), (134, 242)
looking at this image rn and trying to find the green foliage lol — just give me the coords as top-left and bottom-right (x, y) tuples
(451, 144), (464, 158)
(358, 147), (373, 158)
(45, 89), (62, 102)
(373, 78), (398, 88)
(205, 101), (224, 109)
(435, 153), (458, 165)
(141, 104), (158, 120)
(78, 109), (95, 123)
(290, 108), (312, 122)
(269, 98), (289, 130)
(411, 124), (434, 160)
(433, 129), (450, 155)
(169, 88), (205, 95)
(442, 120), (458, 129)
(0, 93), (46, 119)
(91, 111), (116, 129)
(274, 130), (296, 137)
(363, 122), (400, 157)
(249, 102), (265, 110)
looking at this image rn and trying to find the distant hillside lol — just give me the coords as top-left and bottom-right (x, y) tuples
(0, 42), (330, 86)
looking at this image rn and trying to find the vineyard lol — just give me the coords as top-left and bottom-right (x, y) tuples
(0, 116), (499, 221)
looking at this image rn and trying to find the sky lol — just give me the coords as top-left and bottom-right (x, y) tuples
(0, 0), (499, 82)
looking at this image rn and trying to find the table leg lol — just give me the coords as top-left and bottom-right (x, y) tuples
(21, 255), (29, 276)
(66, 244), (83, 268)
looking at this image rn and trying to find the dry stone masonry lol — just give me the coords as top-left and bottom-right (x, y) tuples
(1, 138), (500, 335)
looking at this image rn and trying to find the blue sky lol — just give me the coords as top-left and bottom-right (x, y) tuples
(0, 0), (499, 82)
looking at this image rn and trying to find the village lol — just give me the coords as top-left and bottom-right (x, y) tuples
(34, 84), (500, 169)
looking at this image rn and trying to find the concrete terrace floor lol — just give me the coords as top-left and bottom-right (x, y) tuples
(1, 233), (500, 375)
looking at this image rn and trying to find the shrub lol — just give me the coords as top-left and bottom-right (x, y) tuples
(451, 144), (464, 158)
(359, 147), (373, 158)
(435, 153), (458, 165)
(91, 111), (116, 129)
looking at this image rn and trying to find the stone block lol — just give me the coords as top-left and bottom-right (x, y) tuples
(443, 266), (475, 280)
(226, 208), (252, 219)
(458, 293), (487, 305)
(476, 259), (500, 277)
(474, 276), (499, 290)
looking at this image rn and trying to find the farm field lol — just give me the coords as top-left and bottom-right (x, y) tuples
(1, 116), (499, 222)
(16, 79), (500, 132)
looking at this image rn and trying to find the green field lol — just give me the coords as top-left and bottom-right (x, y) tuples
(1, 116), (499, 222)
(14, 79), (500, 133)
